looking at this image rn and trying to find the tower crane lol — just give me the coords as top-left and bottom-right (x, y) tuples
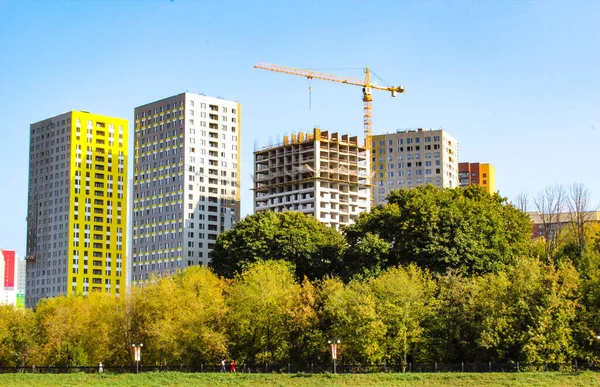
(254, 62), (405, 145)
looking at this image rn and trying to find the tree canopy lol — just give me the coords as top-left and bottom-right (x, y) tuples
(209, 211), (347, 280)
(344, 185), (533, 276)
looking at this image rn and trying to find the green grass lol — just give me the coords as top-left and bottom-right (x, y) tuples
(0, 372), (598, 387)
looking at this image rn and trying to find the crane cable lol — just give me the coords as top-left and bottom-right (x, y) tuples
(308, 79), (312, 110)
(370, 69), (392, 87)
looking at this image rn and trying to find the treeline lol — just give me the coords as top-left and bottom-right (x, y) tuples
(1, 258), (599, 367)
(1, 185), (599, 367)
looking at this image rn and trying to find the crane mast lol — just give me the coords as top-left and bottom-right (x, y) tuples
(254, 62), (404, 146)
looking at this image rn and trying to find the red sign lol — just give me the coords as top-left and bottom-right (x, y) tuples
(331, 343), (338, 360)
(2, 250), (15, 287)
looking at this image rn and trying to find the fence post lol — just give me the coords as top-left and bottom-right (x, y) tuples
(311, 363), (313, 374)
(288, 363), (290, 374)
(384, 362), (386, 373)
(575, 360), (578, 373)
(545, 362), (548, 372)
(488, 362), (491, 372)
(265, 363), (268, 373)
(201, 364), (203, 373)
(409, 362), (412, 372)
(516, 361), (520, 372)
(461, 362), (464, 372)
(435, 362), (437, 372)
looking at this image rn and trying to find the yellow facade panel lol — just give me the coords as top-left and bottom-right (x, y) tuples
(68, 111), (128, 297)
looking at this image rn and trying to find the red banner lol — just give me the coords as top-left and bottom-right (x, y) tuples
(2, 250), (15, 287)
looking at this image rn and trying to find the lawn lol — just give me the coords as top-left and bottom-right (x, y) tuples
(0, 372), (599, 387)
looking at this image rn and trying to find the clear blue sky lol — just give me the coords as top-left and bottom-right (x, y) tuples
(1, 0), (599, 256)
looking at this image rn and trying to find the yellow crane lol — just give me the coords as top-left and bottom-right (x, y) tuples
(254, 62), (404, 145)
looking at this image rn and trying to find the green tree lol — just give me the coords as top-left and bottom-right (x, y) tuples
(421, 272), (481, 362)
(321, 277), (386, 364)
(131, 266), (228, 366)
(225, 260), (314, 364)
(210, 211), (347, 280)
(424, 258), (580, 363)
(573, 269), (600, 361)
(345, 185), (532, 276)
(371, 265), (436, 365)
(340, 232), (390, 281)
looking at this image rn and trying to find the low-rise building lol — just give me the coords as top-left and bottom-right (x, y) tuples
(528, 210), (600, 238)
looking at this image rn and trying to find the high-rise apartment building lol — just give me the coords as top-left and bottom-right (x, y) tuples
(1, 250), (26, 307)
(371, 128), (459, 205)
(26, 111), (128, 307)
(253, 128), (370, 229)
(458, 162), (496, 193)
(131, 93), (241, 285)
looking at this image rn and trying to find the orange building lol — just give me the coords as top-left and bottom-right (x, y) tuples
(458, 162), (496, 193)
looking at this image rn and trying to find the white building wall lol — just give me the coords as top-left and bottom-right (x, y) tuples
(0, 250), (25, 307)
(131, 93), (241, 286)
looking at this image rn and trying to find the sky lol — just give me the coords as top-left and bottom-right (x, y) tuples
(0, 0), (599, 257)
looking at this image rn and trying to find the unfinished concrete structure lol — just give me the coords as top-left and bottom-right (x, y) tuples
(253, 128), (370, 229)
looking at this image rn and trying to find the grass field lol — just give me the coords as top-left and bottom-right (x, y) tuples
(0, 372), (599, 387)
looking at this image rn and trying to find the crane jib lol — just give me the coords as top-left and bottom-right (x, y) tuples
(254, 62), (404, 143)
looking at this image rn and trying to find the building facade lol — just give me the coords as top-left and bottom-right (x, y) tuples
(371, 128), (459, 205)
(528, 210), (600, 238)
(458, 162), (497, 193)
(131, 93), (241, 285)
(1, 250), (26, 307)
(26, 111), (128, 307)
(253, 128), (370, 229)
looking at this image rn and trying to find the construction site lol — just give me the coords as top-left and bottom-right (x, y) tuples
(253, 128), (370, 229)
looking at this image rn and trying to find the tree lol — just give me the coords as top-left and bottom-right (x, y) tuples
(514, 191), (530, 213)
(574, 269), (600, 361)
(533, 184), (567, 260)
(210, 211), (347, 280)
(423, 257), (580, 364)
(0, 306), (37, 366)
(321, 277), (386, 364)
(509, 258), (579, 363)
(567, 182), (595, 257)
(345, 185), (532, 276)
(340, 232), (390, 281)
(422, 272), (482, 362)
(370, 265), (436, 365)
(34, 293), (122, 366)
(287, 278), (328, 364)
(225, 260), (313, 364)
(131, 266), (228, 366)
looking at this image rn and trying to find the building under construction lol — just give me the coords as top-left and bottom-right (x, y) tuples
(253, 128), (370, 229)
